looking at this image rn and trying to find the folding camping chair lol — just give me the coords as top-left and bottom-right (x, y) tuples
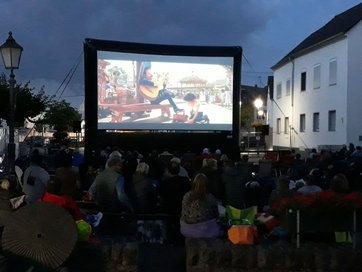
(226, 205), (258, 226)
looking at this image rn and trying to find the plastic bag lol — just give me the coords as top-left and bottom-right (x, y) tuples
(228, 225), (258, 245)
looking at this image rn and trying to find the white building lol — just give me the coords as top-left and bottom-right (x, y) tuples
(269, 3), (362, 151)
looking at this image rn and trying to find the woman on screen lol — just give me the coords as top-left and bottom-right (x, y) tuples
(183, 93), (209, 124)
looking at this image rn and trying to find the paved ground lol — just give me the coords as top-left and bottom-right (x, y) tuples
(241, 150), (265, 164)
(138, 243), (186, 272)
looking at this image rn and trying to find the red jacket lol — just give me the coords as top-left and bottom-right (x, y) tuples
(39, 192), (83, 221)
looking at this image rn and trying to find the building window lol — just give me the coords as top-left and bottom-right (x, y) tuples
(328, 110), (336, 131)
(301, 72), (306, 91)
(313, 112), (319, 132)
(276, 83), (282, 99)
(277, 118), (281, 134)
(329, 58), (337, 85)
(284, 117), (289, 134)
(286, 79), (291, 96)
(313, 64), (321, 89)
(300, 114), (306, 132)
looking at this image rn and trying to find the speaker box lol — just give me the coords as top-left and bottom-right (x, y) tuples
(72, 120), (82, 133)
(261, 125), (269, 136)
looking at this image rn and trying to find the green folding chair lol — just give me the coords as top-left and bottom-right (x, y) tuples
(226, 205), (258, 226)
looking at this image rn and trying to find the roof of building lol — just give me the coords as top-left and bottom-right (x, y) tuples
(240, 84), (268, 107)
(272, 2), (362, 70)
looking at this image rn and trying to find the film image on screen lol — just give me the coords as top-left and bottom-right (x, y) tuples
(97, 51), (234, 131)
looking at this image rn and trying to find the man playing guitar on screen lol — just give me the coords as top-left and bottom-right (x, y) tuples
(139, 66), (181, 113)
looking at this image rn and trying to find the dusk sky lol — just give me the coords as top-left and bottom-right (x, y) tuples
(0, 0), (360, 111)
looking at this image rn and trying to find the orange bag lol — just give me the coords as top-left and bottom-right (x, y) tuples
(228, 225), (258, 245)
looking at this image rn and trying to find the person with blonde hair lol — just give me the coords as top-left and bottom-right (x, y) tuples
(199, 158), (223, 201)
(180, 173), (220, 238)
(202, 158), (218, 170)
(135, 162), (150, 175)
(131, 162), (157, 213)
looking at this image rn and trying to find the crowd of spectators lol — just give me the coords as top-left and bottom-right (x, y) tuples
(1, 142), (362, 243)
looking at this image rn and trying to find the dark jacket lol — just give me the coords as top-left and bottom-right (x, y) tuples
(159, 175), (190, 214)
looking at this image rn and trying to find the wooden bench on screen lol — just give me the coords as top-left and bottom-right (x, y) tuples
(99, 103), (172, 122)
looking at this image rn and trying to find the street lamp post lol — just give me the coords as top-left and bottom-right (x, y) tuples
(254, 97), (264, 154)
(0, 32), (23, 177)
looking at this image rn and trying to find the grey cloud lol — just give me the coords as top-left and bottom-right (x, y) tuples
(1, 0), (273, 79)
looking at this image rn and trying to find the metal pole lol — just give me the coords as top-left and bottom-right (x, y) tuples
(8, 68), (16, 177)
(296, 209), (300, 249)
(353, 209), (356, 249)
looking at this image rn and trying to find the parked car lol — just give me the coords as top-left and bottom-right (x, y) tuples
(25, 136), (47, 147)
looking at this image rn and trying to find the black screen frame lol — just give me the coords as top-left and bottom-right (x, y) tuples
(84, 38), (242, 156)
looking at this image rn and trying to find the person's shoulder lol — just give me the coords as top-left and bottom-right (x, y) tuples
(312, 185), (323, 191)
(206, 193), (218, 202)
(23, 165), (32, 173)
(180, 175), (190, 182)
(183, 191), (192, 199)
(40, 166), (49, 173)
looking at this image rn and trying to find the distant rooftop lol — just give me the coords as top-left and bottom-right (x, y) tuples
(240, 84), (267, 106)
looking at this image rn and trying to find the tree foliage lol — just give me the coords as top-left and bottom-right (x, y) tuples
(41, 99), (81, 132)
(0, 74), (50, 127)
(240, 105), (254, 129)
(0, 73), (82, 137)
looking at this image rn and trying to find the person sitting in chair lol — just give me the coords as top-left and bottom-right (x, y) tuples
(139, 66), (181, 113)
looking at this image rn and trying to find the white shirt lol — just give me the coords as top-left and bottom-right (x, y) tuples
(22, 164), (50, 204)
(297, 185), (322, 195)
